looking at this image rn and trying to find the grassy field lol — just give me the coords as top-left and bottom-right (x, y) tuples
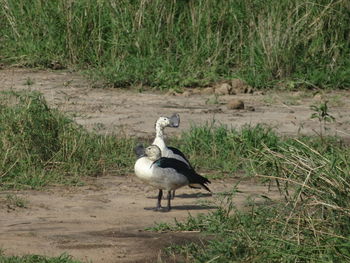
(0, 253), (81, 263)
(1, 0), (349, 89)
(1, 1), (349, 261)
(155, 134), (350, 262)
(0, 91), (135, 189)
(1, 92), (350, 261)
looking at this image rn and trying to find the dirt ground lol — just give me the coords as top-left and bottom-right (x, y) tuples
(0, 68), (349, 262)
(0, 176), (278, 263)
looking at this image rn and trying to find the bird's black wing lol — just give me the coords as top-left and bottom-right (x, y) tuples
(167, 146), (193, 168)
(153, 157), (211, 192)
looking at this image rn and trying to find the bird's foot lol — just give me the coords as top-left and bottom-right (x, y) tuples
(153, 206), (162, 211)
(163, 206), (171, 212)
(153, 206), (171, 212)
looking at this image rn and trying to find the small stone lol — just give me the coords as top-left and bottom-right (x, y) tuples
(236, 85), (253, 94)
(166, 90), (177, 96)
(201, 87), (215, 95)
(313, 94), (323, 101)
(229, 89), (237, 95)
(246, 86), (254, 94)
(182, 91), (192, 97)
(202, 107), (223, 114)
(49, 61), (65, 70)
(246, 106), (255, 111)
(255, 91), (265, 95)
(292, 91), (302, 97)
(230, 78), (253, 94)
(230, 78), (246, 89)
(227, 99), (244, 110)
(215, 83), (234, 95)
(192, 89), (202, 95)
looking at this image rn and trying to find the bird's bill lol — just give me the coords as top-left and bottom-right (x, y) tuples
(169, 113), (180, 128)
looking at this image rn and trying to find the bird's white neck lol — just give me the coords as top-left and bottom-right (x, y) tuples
(153, 124), (167, 154)
(155, 123), (164, 139)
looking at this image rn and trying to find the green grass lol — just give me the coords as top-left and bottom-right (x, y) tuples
(5, 194), (28, 208)
(154, 131), (350, 262)
(1, 90), (350, 261)
(0, 253), (81, 263)
(163, 205), (350, 262)
(169, 123), (282, 175)
(1, 0), (349, 89)
(0, 91), (136, 189)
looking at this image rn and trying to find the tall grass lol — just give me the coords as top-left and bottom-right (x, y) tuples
(0, 91), (136, 189)
(170, 123), (281, 173)
(1, 0), (349, 88)
(156, 129), (350, 262)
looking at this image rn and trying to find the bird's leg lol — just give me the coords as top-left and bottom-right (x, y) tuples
(155, 189), (163, 211)
(170, 190), (176, 200)
(166, 190), (172, 211)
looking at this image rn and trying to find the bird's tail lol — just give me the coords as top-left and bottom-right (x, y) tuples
(189, 174), (211, 192)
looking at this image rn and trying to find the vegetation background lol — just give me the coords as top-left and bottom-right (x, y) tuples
(1, 0), (350, 262)
(1, 0), (349, 89)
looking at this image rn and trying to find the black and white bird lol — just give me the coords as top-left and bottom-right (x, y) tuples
(152, 113), (200, 198)
(152, 114), (191, 167)
(134, 145), (211, 211)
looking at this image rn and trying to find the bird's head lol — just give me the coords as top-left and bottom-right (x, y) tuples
(155, 113), (180, 129)
(145, 145), (162, 161)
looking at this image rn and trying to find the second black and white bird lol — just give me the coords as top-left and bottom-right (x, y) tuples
(134, 145), (211, 211)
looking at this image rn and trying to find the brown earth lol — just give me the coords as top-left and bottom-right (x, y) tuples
(1, 68), (349, 138)
(0, 175), (278, 263)
(0, 68), (349, 262)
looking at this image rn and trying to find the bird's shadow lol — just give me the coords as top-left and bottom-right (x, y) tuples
(174, 193), (213, 199)
(144, 204), (216, 212)
(147, 192), (212, 199)
(171, 204), (216, 210)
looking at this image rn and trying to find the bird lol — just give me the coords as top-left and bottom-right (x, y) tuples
(152, 113), (197, 198)
(152, 113), (191, 166)
(134, 145), (211, 211)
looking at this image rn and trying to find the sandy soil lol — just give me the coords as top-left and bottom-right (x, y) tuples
(0, 68), (349, 262)
(0, 175), (279, 263)
(1, 68), (349, 139)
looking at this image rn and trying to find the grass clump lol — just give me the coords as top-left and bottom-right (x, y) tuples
(165, 205), (350, 262)
(171, 123), (346, 176)
(156, 127), (350, 262)
(0, 91), (135, 189)
(170, 123), (281, 173)
(0, 253), (81, 263)
(5, 194), (28, 209)
(1, 0), (349, 88)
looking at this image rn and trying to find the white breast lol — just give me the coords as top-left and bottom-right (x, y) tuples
(134, 157), (189, 191)
(134, 157), (153, 182)
(152, 137), (167, 154)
